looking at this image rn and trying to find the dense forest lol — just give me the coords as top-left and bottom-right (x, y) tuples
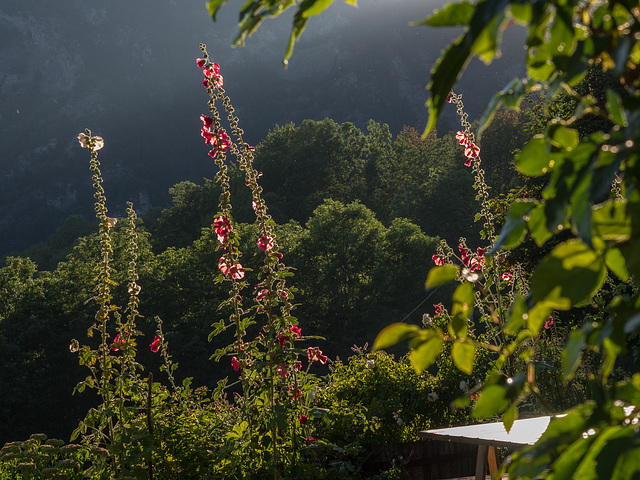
(0, 110), (530, 445)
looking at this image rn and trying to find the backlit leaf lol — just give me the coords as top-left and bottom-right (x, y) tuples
(426, 265), (459, 289)
(452, 341), (475, 375)
(373, 323), (419, 351)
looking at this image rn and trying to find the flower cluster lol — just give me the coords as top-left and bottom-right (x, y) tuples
(200, 114), (230, 159)
(218, 257), (245, 280)
(213, 215), (231, 245)
(307, 347), (328, 364)
(197, 58), (223, 88)
(456, 130), (480, 166)
(459, 244), (485, 271)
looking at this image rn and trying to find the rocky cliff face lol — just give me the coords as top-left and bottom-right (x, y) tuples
(0, 0), (525, 258)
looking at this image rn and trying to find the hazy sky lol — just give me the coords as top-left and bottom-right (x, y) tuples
(0, 0), (527, 255)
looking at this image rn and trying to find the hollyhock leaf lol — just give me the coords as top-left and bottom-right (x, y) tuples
(206, 0), (227, 21)
(504, 295), (528, 336)
(413, 1), (475, 27)
(563, 328), (587, 378)
(516, 136), (552, 176)
(301, 0), (334, 19)
(606, 89), (627, 127)
(502, 403), (519, 433)
(549, 124), (579, 151)
(452, 341), (475, 375)
(527, 203), (554, 247)
(531, 239), (606, 309)
(472, 385), (509, 418)
(605, 248), (629, 282)
(410, 334), (443, 374)
(426, 265), (458, 289)
(489, 200), (535, 253)
(526, 302), (553, 333)
(373, 323), (420, 351)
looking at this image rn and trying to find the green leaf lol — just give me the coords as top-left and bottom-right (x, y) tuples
(606, 89), (628, 127)
(414, 1), (475, 27)
(527, 203), (554, 246)
(489, 200), (535, 252)
(549, 125), (579, 151)
(410, 335), (444, 374)
(516, 136), (552, 176)
(592, 200), (631, 243)
(526, 302), (553, 333)
(372, 323), (419, 351)
(449, 282), (475, 338)
(206, 0), (228, 21)
(530, 239), (606, 309)
(502, 403), (518, 433)
(425, 264), (458, 289)
(301, 0), (334, 18)
(472, 385), (509, 418)
(563, 328), (587, 378)
(605, 248), (630, 281)
(504, 295), (528, 336)
(452, 341), (475, 375)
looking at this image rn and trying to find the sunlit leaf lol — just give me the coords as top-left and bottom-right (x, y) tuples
(413, 1), (475, 26)
(502, 403), (518, 433)
(530, 239), (606, 309)
(452, 341), (475, 375)
(426, 264), (458, 289)
(606, 89), (628, 126)
(372, 323), (419, 351)
(473, 385), (509, 418)
(410, 335), (444, 374)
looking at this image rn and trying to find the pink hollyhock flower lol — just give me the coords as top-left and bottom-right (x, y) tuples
(257, 235), (274, 251)
(229, 264), (245, 280)
(231, 356), (240, 371)
(476, 247), (485, 257)
(291, 325), (302, 338)
(203, 63), (220, 78)
(150, 336), (162, 353)
(307, 347), (328, 364)
(296, 361), (302, 370)
(201, 127), (214, 145)
(218, 257), (230, 275)
(112, 333), (123, 351)
(464, 157), (473, 167)
(459, 245), (470, 266)
(277, 363), (287, 378)
(502, 272), (513, 282)
(200, 114), (214, 129)
(252, 201), (257, 211)
(432, 254), (444, 266)
(245, 143), (255, 152)
(465, 143), (480, 159)
(544, 318), (554, 329)
(275, 252), (283, 259)
(447, 94), (454, 103)
(299, 415), (308, 424)
(456, 131), (467, 145)
(196, 58), (206, 68)
(434, 304), (443, 315)
(277, 334), (290, 346)
(257, 288), (269, 303)
(213, 216), (231, 244)
(290, 388), (302, 399)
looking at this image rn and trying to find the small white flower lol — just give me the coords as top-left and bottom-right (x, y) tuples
(77, 133), (90, 148)
(428, 392), (439, 402)
(366, 359), (375, 369)
(93, 136), (104, 150)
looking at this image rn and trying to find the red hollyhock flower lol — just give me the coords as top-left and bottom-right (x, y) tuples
(291, 325), (302, 338)
(434, 304), (443, 315)
(298, 415), (308, 424)
(231, 356), (240, 371)
(150, 336), (162, 353)
(544, 318), (554, 329)
(229, 264), (245, 280)
(307, 347), (328, 364)
(456, 131), (467, 145)
(257, 235), (274, 251)
(200, 114), (214, 129)
(218, 257), (230, 275)
(432, 254), (444, 266)
(465, 142), (480, 159)
(196, 58), (206, 68)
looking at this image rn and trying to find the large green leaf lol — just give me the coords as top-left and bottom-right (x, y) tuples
(372, 323), (419, 351)
(410, 334), (444, 374)
(472, 384), (509, 418)
(425, 264), (458, 289)
(489, 200), (535, 252)
(413, 1), (475, 27)
(515, 136), (552, 176)
(531, 239), (606, 309)
(452, 341), (475, 375)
